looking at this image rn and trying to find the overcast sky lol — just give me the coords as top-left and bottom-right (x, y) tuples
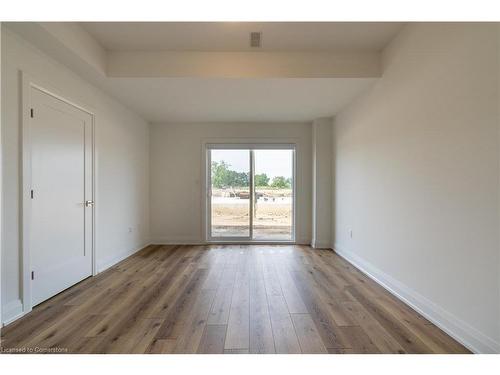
(211, 149), (293, 179)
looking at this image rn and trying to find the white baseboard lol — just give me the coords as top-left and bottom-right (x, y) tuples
(333, 242), (500, 354)
(96, 242), (151, 273)
(2, 299), (24, 326)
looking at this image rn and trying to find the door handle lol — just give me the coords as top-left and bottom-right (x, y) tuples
(85, 200), (95, 207)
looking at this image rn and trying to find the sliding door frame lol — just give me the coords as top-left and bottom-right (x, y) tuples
(204, 143), (296, 244)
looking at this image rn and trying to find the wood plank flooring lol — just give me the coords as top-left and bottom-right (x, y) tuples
(0, 245), (470, 354)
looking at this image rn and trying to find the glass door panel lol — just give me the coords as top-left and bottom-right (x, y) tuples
(253, 150), (294, 240)
(210, 149), (251, 238)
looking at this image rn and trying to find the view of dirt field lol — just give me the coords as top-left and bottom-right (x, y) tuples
(210, 149), (294, 239)
(211, 188), (292, 239)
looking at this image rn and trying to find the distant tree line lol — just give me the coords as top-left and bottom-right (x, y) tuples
(211, 161), (291, 189)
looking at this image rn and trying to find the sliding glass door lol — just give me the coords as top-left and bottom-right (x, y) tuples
(253, 149), (294, 240)
(210, 149), (251, 238)
(207, 145), (295, 242)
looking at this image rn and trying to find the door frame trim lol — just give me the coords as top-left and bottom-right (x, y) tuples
(202, 140), (297, 243)
(20, 72), (96, 315)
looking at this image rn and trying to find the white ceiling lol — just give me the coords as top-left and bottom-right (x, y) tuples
(11, 22), (401, 122)
(102, 78), (376, 123)
(81, 22), (403, 52)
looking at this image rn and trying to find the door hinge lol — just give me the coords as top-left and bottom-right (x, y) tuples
(30, 108), (34, 118)
(30, 189), (34, 199)
(31, 271), (34, 280)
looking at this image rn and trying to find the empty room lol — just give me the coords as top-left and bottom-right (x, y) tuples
(1, 3), (500, 370)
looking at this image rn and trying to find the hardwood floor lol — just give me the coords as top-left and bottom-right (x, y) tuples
(0, 245), (470, 354)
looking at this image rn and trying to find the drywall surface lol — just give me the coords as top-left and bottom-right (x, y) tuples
(1, 28), (150, 324)
(311, 118), (332, 248)
(150, 122), (312, 244)
(333, 23), (500, 353)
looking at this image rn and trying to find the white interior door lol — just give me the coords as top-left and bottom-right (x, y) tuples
(30, 87), (93, 306)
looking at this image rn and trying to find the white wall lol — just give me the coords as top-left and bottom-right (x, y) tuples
(1, 28), (150, 324)
(150, 122), (312, 244)
(311, 118), (332, 248)
(332, 23), (500, 353)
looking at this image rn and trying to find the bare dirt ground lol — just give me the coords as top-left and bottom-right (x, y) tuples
(211, 188), (292, 238)
(212, 203), (291, 226)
